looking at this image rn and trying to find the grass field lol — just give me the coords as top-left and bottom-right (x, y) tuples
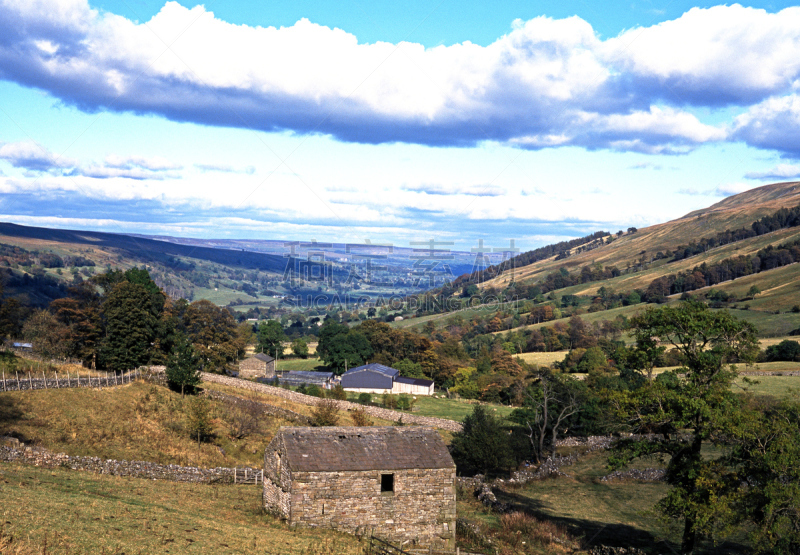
(0, 463), (363, 555)
(515, 351), (568, 367)
(498, 449), (749, 554)
(736, 374), (800, 399)
(408, 395), (516, 421)
(0, 382), (289, 468)
(277, 357), (326, 372)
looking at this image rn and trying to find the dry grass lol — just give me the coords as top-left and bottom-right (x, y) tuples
(0, 381), (289, 467)
(0, 463), (364, 555)
(515, 351), (568, 367)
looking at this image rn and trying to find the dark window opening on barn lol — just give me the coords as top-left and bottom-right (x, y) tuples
(381, 473), (394, 493)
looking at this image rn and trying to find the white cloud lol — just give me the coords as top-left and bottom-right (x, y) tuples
(4, 1), (797, 153)
(733, 94), (800, 156)
(0, 140), (76, 171)
(104, 154), (182, 171)
(744, 163), (800, 180)
(714, 182), (755, 196)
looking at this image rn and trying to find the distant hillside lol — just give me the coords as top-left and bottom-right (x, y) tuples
(483, 181), (800, 291)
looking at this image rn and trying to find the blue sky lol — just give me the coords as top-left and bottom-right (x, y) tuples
(1, 0), (800, 252)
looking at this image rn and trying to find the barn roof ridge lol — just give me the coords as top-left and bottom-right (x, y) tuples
(278, 426), (454, 472)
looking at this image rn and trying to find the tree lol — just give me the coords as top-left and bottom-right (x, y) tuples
(747, 284), (761, 299)
(609, 301), (759, 554)
(450, 405), (514, 477)
(257, 320), (285, 358)
(729, 399), (800, 553)
(310, 398), (340, 426)
(165, 335), (201, 396)
(318, 326), (373, 374)
(510, 371), (581, 463)
(100, 281), (159, 372)
(186, 397), (213, 444)
(22, 309), (73, 360)
(0, 283), (23, 343)
(184, 300), (241, 373)
(291, 337), (309, 358)
(50, 282), (103, 368)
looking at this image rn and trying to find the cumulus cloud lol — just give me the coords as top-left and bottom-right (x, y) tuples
(2, 2), (800, 155)
(714, 182), (755, 196)
(8, 1), (794, 154)
(0, 140), (182, 180)
(733, 94), (800, 157)
(0, 141), (76, 171)
(744, 163), (800, 180)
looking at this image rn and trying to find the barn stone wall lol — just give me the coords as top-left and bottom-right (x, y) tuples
(288, 468), (456, 550)
(239, 357), (276, 379)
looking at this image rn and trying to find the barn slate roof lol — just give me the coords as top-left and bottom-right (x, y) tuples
(343, 363), (399, 378)
(279, 426), (454, 472)
(394, 376), (434, 387)
(251, 353), (275, 362)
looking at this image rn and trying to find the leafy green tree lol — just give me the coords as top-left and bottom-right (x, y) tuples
(317, 321), (373, 374)
(257, 320), (285, 358)
(100, 281), (159, 372)
(729, 399), (800, 553)
(763, 339), (800, 362)
(184, 300), (241, 373)
(609, 301), (759, 554)
(49, 282), (103, 368)
(394, 358), (424, 378)
(291, 337), (309, 358)
(451, 404), (514, 477)
(0, 283), (23, 343)
(166, 335), (201, 396)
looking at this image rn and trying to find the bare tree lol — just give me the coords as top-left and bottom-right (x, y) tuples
(515, 372), (581, 463)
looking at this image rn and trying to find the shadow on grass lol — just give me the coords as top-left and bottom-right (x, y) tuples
(494, 487), (751, 555)
(0, 393), (26, 440)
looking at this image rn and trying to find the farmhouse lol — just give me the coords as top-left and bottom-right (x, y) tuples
(238, 353), (276, 379)
(263, 426), (456, 551)
(340, 363), (435, 396)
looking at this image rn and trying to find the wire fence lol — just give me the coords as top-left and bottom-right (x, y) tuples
(0, 367), (144, 392)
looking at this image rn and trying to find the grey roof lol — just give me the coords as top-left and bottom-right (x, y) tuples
(251, 353), (275, 362)
(287, 371), (334, 379)
(395, 376), (434, 387)
(279, 426), (454, 472)
(343, 363), (399, 378)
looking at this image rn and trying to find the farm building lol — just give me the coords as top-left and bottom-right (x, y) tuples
(272, 370), (335, 389)
(340, 363), (434, 395)
(263, 426), (456, 550)
(238, 353), (276, 379)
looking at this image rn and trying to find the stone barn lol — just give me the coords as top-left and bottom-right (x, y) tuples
(263, 426), (456, 551)
(238, 353), (276, 378)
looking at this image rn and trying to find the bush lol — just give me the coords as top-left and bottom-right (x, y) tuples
(329, 384), (347, 400)
(304, 384), (325, 398)
(350, 407), (372, 426)
(382, 394), (398, 409)
(357, 392), (372, 405)
(186, 397), (213, 444)
(450, 405), (514, 477)
(396, 393), (414, 411)
(310, 399), (340, 426)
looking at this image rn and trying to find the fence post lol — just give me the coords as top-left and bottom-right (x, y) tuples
(16, 371), (19, 391)
(2, 370), (5, 392)
(56, 372), (59, 388)
(114, 373), (118, 386)
(29, 372), (33, 390)
(43, 371), (47, 389)
(234, 468), (237, 484)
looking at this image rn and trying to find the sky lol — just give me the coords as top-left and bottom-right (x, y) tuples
(1, 0), (800, 253)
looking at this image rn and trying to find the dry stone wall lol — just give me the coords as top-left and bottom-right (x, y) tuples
(203, 389), (312, 425)
(0, 445), (260, 485)
(197, 372), (463, 432)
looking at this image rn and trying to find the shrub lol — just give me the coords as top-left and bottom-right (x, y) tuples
(396, 393), (414, 411)
(382, 394), (398, 409)
(305, 384), (325, 398)
(329, 384), (347, 400)
(310, 399), (340, 426)
(350, 407), (372, 426)
(186, 397), (213, 444)
(357, 392), (372, 405)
